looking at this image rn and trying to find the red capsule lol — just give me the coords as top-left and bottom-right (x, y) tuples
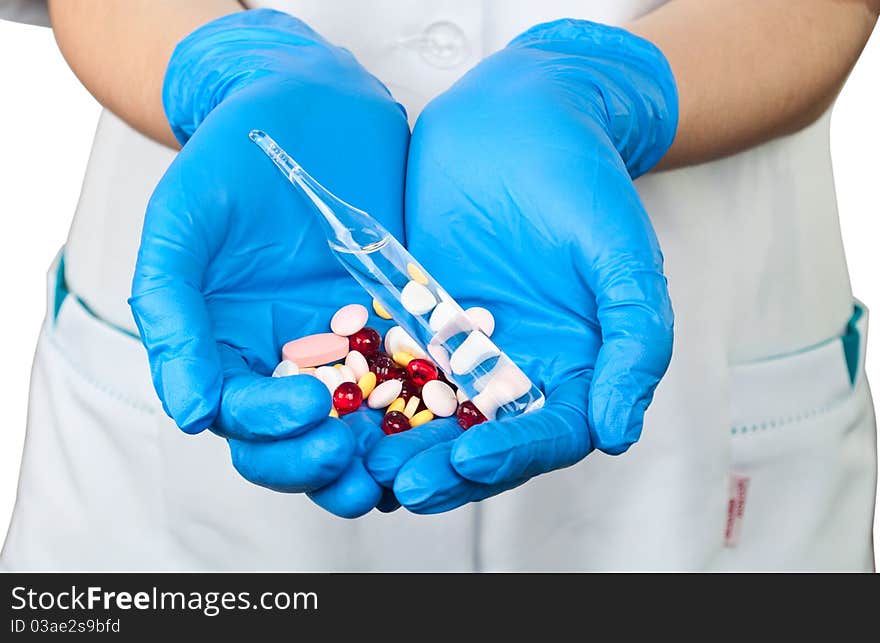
(370, 354), (397, 382)
(399, 378), (421, 402)
(382, 410), (411, 435)
(407, 358), (438, 387)
(366, 350), (391, 368)
(456, 401), (487, 430)
(349, 327), (381, 356)
(388, 367), (408, 382)
(332, 381), (363, 416)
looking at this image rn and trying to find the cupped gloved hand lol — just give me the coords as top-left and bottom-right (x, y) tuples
(129, 10), (408, 517)
(366, 19), (677, 513)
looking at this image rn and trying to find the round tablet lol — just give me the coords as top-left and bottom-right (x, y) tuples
(282, 333), (349, 368)
(465, 306), (495, 337)
(330, 304), (369, 336)
(422, 379), (457, 417)
(401, 281), (437, 315)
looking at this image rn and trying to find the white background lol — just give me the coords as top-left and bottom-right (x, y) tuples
(1, 18), (879, 567)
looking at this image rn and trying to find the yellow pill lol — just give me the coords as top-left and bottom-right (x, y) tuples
(392, 351), (414, 367)
(300, 367), (316, 375)
(410, 409), (434, 427)
(357, 372), (377, 398)
(372, 298), (392, 320)
(333, 363), (343, 369)
(329, 407), (339, 418)
(386, 397), (406, 414)
(406, 262), (429, 285)
(403, 396), (421, 419)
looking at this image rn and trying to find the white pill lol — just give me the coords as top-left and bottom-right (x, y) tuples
(471, 362), (533, 421)
(401, 281), (437, 316)
(329, 303), (369, 336)
(465, 307), (495, 337)
(367, 379), (403, 409)
(272, 360), (299, 378)
(450, 331), (501, 375)
(429, 300), (459, 332)
(456, 388), (469, 404)
(314, 365), (343, 394)
(345, 350), (369, 380)
(427, 342), (451, 373)
(338, 364), (357, 384)
(384, 325), (426, 358)
(422, 380), (457, 417)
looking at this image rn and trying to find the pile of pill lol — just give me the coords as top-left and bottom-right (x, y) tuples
(271, 302), (490, 434)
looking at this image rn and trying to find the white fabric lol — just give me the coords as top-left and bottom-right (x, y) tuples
(2, 0), (876, 570)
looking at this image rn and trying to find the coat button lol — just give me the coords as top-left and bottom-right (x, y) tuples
(418, 21), (468, 68)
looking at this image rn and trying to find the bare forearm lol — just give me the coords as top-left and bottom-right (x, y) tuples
(629, 0), (880, 169)
(48, 0), (243, 148)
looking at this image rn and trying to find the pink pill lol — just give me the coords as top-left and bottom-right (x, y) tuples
(282, 333), (349, 368)
(330, 304), (369, 336)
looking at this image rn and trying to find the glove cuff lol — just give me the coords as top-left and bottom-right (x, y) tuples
(163, 9), (338, 145)
(509, 19), (679, 178)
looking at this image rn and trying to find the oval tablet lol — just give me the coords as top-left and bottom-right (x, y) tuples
(330, 304), (369, 337)
(314, 365), (344, 394)
(272, 360), (299, 378)
(282, 333), (349, 368)
(367, 379), (403, 409)
(401, 281), (437, 315)
(384, 326), (426, 358)
(345, 350), (369, 380)
(422, 380), (457, 417)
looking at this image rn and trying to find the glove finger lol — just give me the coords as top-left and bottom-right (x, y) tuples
(228, 418), (355, 493)
(307, 457), (383, 519)
(585, 189), (673, 454)
(450, 378), (591, 484)
(589, 263), (673, 454)
(130, 279), (220, 435)
(364, 417), (462, 488)
(214, 345), (330, 441)
(129, 180), (223, 434)
(394, 442), (527, 514)
(343, 407), (387, 455)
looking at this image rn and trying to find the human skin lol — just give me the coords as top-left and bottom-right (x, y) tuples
(49, 0), (879, 162)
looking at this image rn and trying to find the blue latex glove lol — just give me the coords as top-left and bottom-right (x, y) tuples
(366, 20), (677, 513)
(129, 10), (408, 517)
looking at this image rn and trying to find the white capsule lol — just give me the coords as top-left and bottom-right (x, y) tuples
(314, 365), (344, 394)
(422, 380), (457, 417)
(272, 360), (299, 378)
(345, 350), (369, 380)
(450, 331), (501, 375)
(384, 325), (426, 358)
(338, 364), (357, 384)
(367, 379), (404, 409)
(429, 300), (459, 332)
(401, 281), (437, 315)
(465, 306), (495, 337)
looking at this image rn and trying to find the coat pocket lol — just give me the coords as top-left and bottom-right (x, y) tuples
(714, 304), (876, 571)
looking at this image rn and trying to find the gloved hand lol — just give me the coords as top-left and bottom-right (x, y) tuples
(366, 20), (677, 513)
(129, 10), (408, 517)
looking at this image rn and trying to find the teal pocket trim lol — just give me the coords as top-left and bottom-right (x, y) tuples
(841, 305), (864, 387)
(53, 254), (70, 322)
(53, 253), (140, 340)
